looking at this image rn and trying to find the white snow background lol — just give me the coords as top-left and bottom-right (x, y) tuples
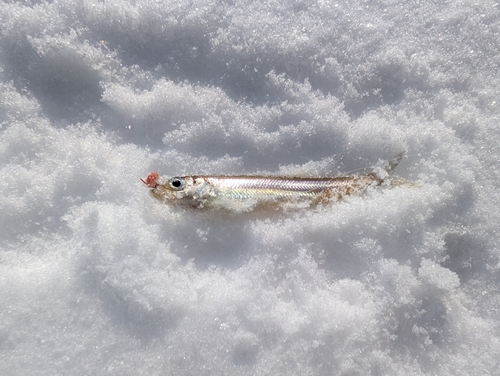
(1, 0), (500, 374)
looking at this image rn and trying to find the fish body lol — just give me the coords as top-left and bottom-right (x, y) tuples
(141, 153), (409, 211)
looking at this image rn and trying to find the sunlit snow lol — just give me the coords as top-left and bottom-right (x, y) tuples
(1, 0), (500, 374)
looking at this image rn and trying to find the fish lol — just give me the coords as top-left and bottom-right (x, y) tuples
(141, 153), (410, 211)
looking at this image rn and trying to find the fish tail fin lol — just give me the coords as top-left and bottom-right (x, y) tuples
(371, 151), (407, 183)
(373, 151), (406, 174)
(385, 151), (406, 174)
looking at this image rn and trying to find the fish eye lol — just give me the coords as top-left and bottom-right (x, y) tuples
(169, 177), (185, 190)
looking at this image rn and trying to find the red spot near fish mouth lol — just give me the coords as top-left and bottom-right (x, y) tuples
(141, 172), (159, 188)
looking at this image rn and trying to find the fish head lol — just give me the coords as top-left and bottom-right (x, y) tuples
(149, 175), (210, 207)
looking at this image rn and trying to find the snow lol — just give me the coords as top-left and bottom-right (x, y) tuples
(1, 0), (500, 374)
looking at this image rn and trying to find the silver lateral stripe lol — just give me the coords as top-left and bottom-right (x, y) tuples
(204, 176), (348, 192)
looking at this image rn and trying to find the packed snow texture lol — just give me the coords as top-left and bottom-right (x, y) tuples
(1, 0), (500, 374)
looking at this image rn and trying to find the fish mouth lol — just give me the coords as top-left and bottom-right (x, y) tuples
(141, 172), (160, 188)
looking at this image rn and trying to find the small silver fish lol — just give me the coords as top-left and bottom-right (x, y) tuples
(142, 153), (409, 211)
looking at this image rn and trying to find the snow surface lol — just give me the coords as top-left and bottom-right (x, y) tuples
(1, 0), (500, 374)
